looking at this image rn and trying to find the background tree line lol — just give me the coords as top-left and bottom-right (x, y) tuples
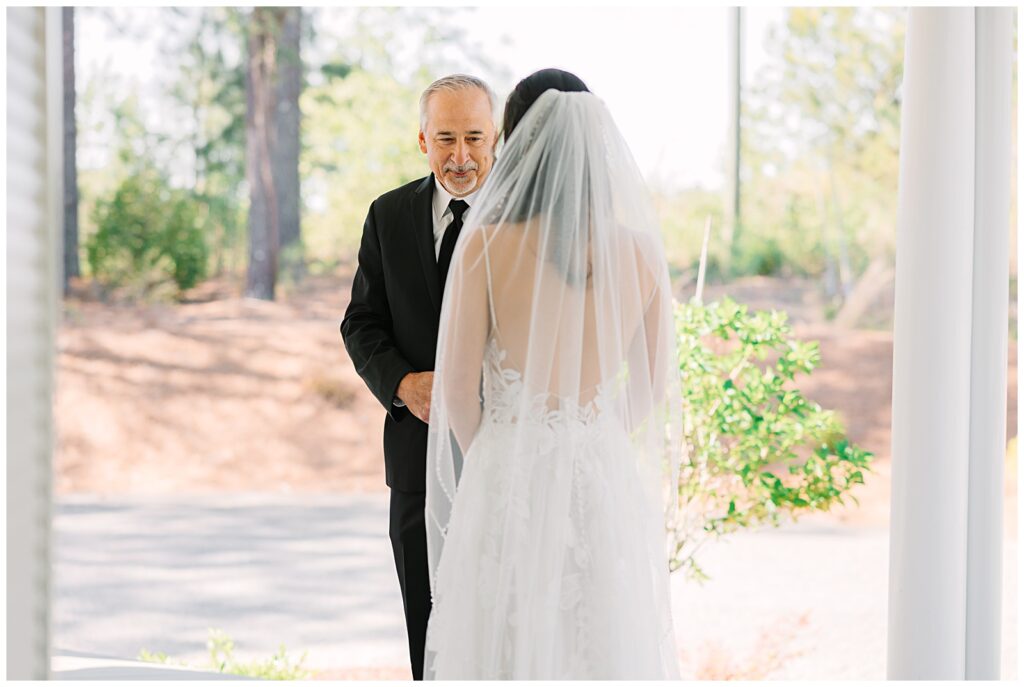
(68, 6), (497, 301)
(65, 7), (1016, 317)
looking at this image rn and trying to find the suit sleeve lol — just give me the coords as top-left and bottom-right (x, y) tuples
(340, 199), (415, 421)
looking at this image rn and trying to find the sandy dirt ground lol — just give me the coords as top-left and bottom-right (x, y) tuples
(55, 271), (1018, 533)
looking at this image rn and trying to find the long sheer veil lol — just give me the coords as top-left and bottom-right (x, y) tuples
(425, 88), (683, 597)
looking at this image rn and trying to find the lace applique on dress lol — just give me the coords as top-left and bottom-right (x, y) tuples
(480, 336), (613, 430)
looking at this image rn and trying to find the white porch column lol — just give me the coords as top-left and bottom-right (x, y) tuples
(887, 7), (1013, 680)
(966, 7), (1013, 680)
(6, 5), (63, 680)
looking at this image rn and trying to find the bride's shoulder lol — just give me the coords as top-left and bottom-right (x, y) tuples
(456, 224), (502, 272)
(462, 223), (496, 250)
(466, 222), (527, 251)
(460, 221), (534, 276)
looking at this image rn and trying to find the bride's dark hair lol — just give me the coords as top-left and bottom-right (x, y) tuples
(502, 68), (590, 141)
(495, 69), (595, 286)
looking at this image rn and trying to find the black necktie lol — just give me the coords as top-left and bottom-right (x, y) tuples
(438, 199), (469, 290)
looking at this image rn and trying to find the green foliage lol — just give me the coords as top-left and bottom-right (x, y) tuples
(205, 629), (312, 680)
(139, 628), (312, 680)
(86, 169), (208, 296)
(734, 7), (905, 280)
(302, 66), (429, 264)
(655, 188), (726, 279)
(732, 232), (785, 277)
(654, 9), (907, 286)
(75, 8), (247, 283)
(300, 7), (509, 267)
(168, 7), (248, 277)
(669, 296), (873, 581)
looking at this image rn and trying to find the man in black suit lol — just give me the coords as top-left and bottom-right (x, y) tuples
(340, 74), (497, 680)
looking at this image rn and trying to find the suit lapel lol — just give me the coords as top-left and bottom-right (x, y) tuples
(411, 174), (442, 313)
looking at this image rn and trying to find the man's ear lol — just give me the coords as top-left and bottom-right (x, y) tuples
(418, 130), (428, 155)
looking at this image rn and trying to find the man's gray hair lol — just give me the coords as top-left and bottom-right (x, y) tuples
(419, 74), (497, 131)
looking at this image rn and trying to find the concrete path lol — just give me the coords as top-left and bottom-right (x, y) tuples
(52, 493), (1017, 680)
(51, 648), (253, 680)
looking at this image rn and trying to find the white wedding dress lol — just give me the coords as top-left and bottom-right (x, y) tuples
(423, 89), (684, 680)
(424, 336), (680, 679)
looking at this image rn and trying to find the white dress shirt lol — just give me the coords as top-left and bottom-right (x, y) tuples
(431, 176), (479, 259)
(395, 179), (479, 409)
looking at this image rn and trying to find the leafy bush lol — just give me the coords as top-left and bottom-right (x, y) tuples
(86, 170), (208, 296)
(670, 296), (873, 580)
(733, 232), (786, 277)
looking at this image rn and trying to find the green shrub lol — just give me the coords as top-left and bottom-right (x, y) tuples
(733, 232), (786, 277)
(86, 171), (208, 296)
(205, 629), (311, 680)
(670, 296), (873, 580)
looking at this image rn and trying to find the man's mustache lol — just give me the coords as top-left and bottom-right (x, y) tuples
(444, 162), (478, 174)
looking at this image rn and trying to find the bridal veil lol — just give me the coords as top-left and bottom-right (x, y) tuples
(423, 88), (684, 677)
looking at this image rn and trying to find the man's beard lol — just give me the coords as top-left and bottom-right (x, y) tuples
(444, 164), (478, 195)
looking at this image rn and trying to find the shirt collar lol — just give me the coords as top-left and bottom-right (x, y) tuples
(432, 176), (480, 223)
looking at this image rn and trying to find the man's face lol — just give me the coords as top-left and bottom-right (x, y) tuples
(419, 87), (497, 197)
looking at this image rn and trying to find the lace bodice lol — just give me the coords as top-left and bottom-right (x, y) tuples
(480, 336), (615, 430)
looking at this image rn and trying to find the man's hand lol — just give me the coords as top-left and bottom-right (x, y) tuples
(397, 371), (434, 423)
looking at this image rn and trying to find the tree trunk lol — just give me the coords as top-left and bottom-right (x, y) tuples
(245, 8), (281, 300)
(724, 6), (743, 276)
(833, 256), (894, 329)
(62, 6), (80, 292)
(827, 160), (854, 301)
(274, 7), (303, 281)
(817, 186), (838, 301)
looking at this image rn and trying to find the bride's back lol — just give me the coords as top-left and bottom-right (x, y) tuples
(481, 217), (660, 409)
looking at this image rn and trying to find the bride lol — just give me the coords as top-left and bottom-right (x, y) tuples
(423, 68), (684, 680)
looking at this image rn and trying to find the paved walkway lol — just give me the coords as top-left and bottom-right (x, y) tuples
(51, 648), (253, 680)
(52, 493), (1017, 680)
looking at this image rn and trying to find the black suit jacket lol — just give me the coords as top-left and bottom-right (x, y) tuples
(341, 174), (445, 492)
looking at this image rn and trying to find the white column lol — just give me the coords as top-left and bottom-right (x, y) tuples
(966, 7), (1013, 680)
(6, 6), (62, 680)
(887, 7), (1013, 680)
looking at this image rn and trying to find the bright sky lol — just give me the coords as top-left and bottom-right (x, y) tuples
(76, 6), (786, 193)
(454, 6), (785, 191)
